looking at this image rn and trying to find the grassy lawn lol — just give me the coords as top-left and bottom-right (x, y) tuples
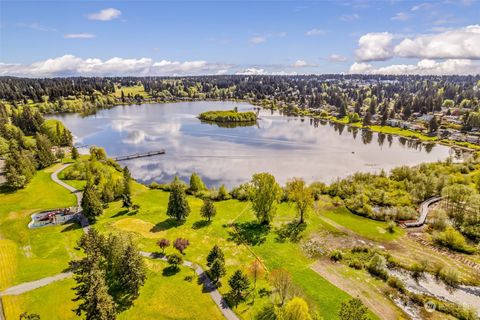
(2, 277), (77, 320)
(0, 164), (84, 290)
(88, 182), (358, 319)
(114, 84), (149, 98)
(2, 260), (224, 320)
(318, 203), (405, 242)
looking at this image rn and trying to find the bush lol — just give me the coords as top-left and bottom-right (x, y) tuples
(386, 221), (396, 233)
(387, 276), (405, 293)
(367, 253), (388, 280)
(329, 250), (343, 262)
(439, 267), (460, 288)
(434, 227), (476, 254)
(410, 260), (427, 280)
(348, 259), (363, 270)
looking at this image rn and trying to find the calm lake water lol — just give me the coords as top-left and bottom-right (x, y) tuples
(49, 101), (457, 188)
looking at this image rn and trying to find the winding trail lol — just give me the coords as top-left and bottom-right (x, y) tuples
(403, 196), (442, 228)
(0, 163), (238, 320)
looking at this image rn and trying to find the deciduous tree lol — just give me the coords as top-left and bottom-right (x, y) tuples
(250, 173), (281, 225)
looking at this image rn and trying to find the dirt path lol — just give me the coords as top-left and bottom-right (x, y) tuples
(311, 259), (405, 320)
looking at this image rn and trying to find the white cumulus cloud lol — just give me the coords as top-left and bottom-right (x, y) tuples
(64, 33), (95, 39)
(393, 25), (480, 60)
(236, 67), (266, 75)
(0, 55), (231, 77)
(292, 60), (317, 68)
(349, 59), (480, 75)
(355, 32), (394, 62)
(87, 8), (122, 21)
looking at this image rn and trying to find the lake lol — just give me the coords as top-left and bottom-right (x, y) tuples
(49, 101), (458, 188)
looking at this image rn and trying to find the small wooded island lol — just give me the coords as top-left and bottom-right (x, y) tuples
(198, 109), (257, 123)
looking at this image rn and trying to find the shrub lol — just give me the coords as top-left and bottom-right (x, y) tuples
(386, 221), (396, 233)
(367, 253), (388, 280)
(439, 268), (459, 288)
(167, 254), (183, 269)
(348, 259), (363, 270)
(387, 276), (405, 293)
(434, 227), (475, 254)
(410, 260), (427, 280)
(329, 250), (343, 262)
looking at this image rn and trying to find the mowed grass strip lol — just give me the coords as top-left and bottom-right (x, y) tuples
(0, 164), (83, 288)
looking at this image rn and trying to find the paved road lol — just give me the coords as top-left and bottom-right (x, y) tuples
(404, 196), (442, 228)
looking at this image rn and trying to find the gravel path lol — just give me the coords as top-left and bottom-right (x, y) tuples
(0, 163), (238, 320)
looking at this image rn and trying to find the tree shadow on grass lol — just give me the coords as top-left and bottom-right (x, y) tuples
(61, 222), (82, 233)
(197, 272), (219, 293)
(228, 221), (269, 246)
(274, 221), (306, 243)
(162, 266), (180, 276)
(150, 218), (185, 232)
(111, 209), (139, 218)
(111, 209), (129, 218)
(192, 220), (211, 230)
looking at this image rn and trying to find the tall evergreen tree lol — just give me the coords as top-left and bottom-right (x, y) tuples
(84, 262), (117, 320)
(228, 270), (250, 308)
(82, 184), (103, 222)
(71, 146), (80, 160)
(122, 166), (132, 209)
(189, 172), (205, 193)
(206, 245), (224, 267)
(35, 133), (55, 168)
(166, 178), (190, 221)
(209, 258), (226, 284)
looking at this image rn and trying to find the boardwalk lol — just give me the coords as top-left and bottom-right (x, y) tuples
(403, 196), (442, 228)
(113, 149), (165, 161)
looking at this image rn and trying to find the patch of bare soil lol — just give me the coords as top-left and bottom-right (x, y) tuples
(312, 259), (408, 320)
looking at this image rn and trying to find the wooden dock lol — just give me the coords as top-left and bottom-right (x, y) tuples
(113, 150), (166, 161)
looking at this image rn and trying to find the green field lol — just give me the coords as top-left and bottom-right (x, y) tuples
(0, 164), (83, 290)
(0, 162), (417, 319)
(114, 84), (149, 98)
(2, 260), (224, 320)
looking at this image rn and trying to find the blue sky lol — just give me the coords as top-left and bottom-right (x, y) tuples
(0, 0), (479, 76)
